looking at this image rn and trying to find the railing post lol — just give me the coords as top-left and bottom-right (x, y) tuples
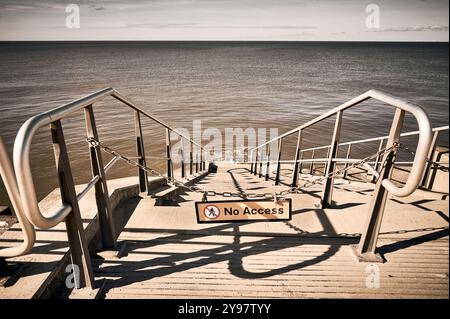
(134, 111), (148, 193)
(323, 147), (330, 176)
(342, 144), (352, 179)
(253, 150), (258, 176)
(420, 130), (439, 188)
(84, 106), (116, 250)
(371, 139), (385, 183)
(181, 138), (186, 178)
(200, 149), (204, 171)
(203, 150), (206, 171)
(299, 152), (304, 175)
(190, 141), (193, 176)
(258, 149), (263, 178)
(265, 145), (271, 181)
(195, 147), (199, 173)
(309, 149), (315, 175)
(165, 128), (173, 179)
(51, 120), (94, 289)
(291, 130), (302, 187)
(354, 108), (405, 262)
(250, 151), (254, 174)
(275, 139), (282, 185)
(321, 111), (343, 208)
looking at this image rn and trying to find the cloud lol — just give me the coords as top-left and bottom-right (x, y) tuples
(126, 23), (318, 30)
(89, 4), (106, 11)
(372, 25), (449, 32)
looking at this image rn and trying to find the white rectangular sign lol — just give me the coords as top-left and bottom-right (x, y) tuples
(195, 199), (292, 223)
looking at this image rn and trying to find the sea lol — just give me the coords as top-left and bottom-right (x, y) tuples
(0, 41), (448, 204)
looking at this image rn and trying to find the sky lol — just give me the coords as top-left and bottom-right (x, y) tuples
(0, 0), (448, 41)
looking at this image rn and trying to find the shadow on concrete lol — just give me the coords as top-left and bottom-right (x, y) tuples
(378, 228), (449, 255)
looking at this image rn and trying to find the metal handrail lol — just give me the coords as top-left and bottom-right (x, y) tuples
(256, 126), (449, 164)
(251, 89), (433, 198)
(299, 125), (448, 154)
(0, 137), (35, 258)
(13, 87), (206, 230)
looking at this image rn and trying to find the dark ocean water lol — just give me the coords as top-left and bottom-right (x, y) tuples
(0, 42), (448, 204)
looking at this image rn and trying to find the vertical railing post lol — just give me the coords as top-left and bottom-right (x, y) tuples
(309, 149), (315, 175)
(420, 130), (439, 188)
(275, 139), (282, 185)
(195, 145), (199, 174)
(200, 148), (204, 171)
(202, 151), (205, 171)
(84, 106), (116, 250)
(291, 130), (302, 187)
(342, 144), (352, 180)
(321, 111), (343, 208)
(134, 111), (148, 193)
(203, 149), (206, 171)
(253, 150), (258, 176)
(180, 138), (186, 178)
(165, 128), (173, 179)
(258, 149), (263, 178)
(250, 151), (254, 174)
(299, 152), (304, 176)
(51, 120), (95, 289)
(371, 139), (385, 183)
(354, 108), (405, 262)
(265, 145), (271, 181)
(323, 146), (330, 176)
(190, 141), (193, 176)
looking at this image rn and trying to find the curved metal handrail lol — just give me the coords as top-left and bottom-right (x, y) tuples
(13, 87), (206, 229)
(251, 89), (433, 198)
(0, 137), (35, 257)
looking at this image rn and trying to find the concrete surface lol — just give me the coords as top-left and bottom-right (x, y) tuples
(93, 164), (449, 299)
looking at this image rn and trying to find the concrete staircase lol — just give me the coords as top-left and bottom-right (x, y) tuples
(92, 163), (449, 299)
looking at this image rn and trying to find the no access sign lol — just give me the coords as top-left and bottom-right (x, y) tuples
(195, 199), (292, 223)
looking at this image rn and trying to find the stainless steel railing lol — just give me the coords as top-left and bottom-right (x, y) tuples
(251, 90), (433, 198)
(6, 87), (207, 286)
(14, 87), (206, 230)
(250, 89), (435, 261)
(0, 137), (35, 258)
(256, 125), (448, 184)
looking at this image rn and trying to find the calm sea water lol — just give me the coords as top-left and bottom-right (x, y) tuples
(0, 42), (448, 204)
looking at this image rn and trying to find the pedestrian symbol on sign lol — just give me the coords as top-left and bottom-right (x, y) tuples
(203, 205), (220, 219)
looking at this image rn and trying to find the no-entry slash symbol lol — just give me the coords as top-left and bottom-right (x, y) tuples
(204, 205), (220, 219)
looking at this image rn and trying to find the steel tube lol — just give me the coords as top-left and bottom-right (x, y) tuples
(309, 149), (315, 174)
(0, 137), (35, 258)
(342, 144), (352, 179)
(76, 175), (100, 201)
(111, 90), (205, 151)
(321, 111), (343, 208)
(298, 125), (447, 155)
(357, 108), (405, 258)
(291, 130), (302, 187)
(104, 156), (120, 173)
(134, 111), (148, 193)
(275, 139), (282, 185)
(363, 163), (380, 179)
(421, 130), (439, 187)
(251, 89), (433, 198)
